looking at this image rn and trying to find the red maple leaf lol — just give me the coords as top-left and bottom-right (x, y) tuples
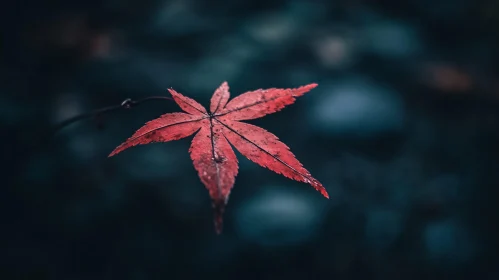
(109, 82), (329, 233)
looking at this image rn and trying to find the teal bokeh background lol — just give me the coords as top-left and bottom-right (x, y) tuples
(2, 0), (499, 279)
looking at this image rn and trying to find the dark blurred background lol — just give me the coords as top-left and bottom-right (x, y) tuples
(2, 0), (499, 279)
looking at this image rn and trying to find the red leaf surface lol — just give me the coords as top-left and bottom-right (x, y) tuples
(109, 82), (328, 233)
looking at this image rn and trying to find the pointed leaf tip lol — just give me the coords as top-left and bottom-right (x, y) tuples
(310, 178), (329, 199)
(168, 88), (207, 115)
(292, 83), (318, 97)
(108, 147), (121, 157)
(210, 81), (231, 114)
(321, 188), (329, 199)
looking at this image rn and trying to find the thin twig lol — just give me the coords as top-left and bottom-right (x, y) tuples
(52, 96), (174, 134)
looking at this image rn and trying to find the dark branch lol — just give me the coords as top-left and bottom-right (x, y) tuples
(52, 96), (174, 134)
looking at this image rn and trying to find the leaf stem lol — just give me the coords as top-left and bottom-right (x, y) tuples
(52, 96), (174, 134)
